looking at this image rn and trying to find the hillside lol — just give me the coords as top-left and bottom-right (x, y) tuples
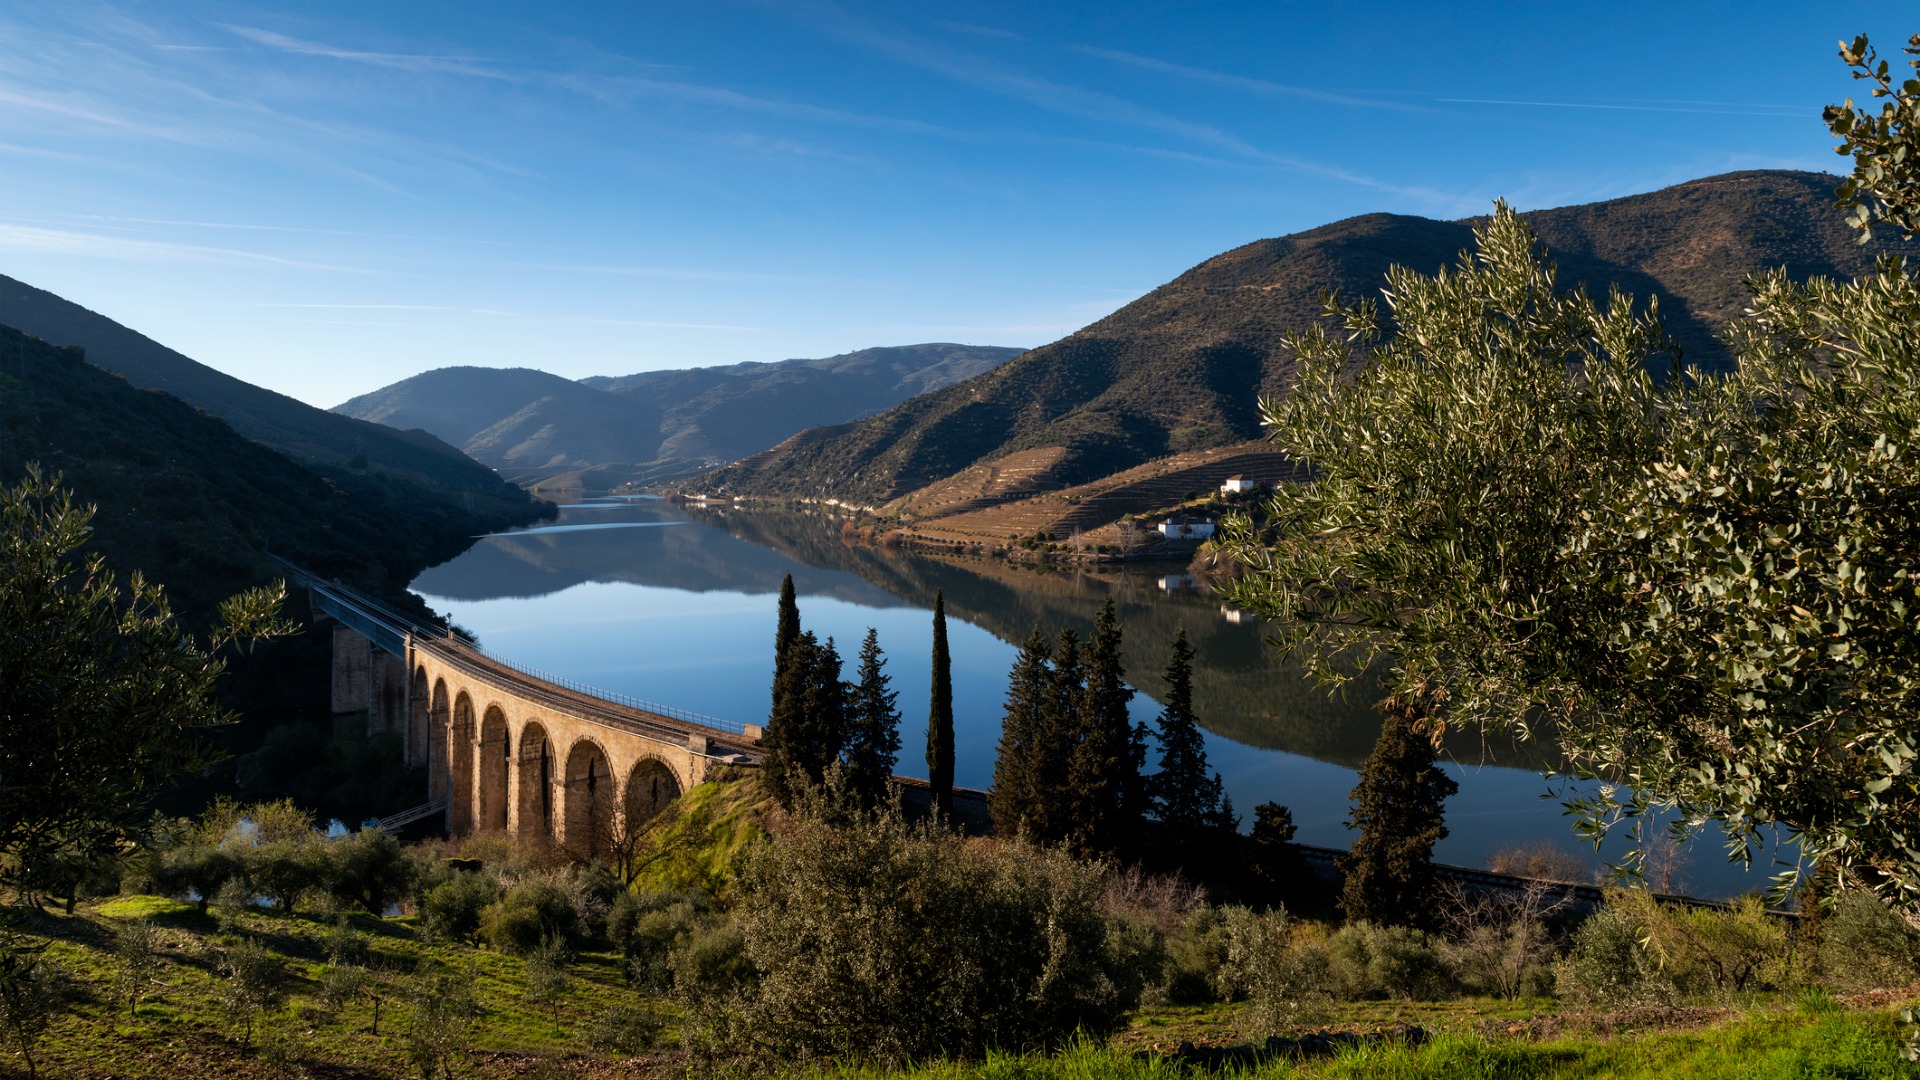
(0, 324), (510, 621)
(0, 273), (539, 525)
(334, 343), (1025, 487)
(703, 171), (1901, 506)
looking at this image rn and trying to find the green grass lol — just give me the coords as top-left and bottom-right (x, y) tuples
(629, 776), (774, 900)
(783, 1008), (1915, 1079)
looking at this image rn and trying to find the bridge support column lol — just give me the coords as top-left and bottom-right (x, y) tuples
(330, 623), (373, 719)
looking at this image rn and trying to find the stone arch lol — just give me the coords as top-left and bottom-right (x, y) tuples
(516, 721), (555, 842)
(409, 666), (430, 767)
(428, 679), (451, 803)
(624, 757), (682, 832)
(448, 691), (476, 834)
(477, 706), (510, 833)
(562, 739), (616, 863)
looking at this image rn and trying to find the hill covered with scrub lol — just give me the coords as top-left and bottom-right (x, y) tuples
(705, 171), (1904, 508)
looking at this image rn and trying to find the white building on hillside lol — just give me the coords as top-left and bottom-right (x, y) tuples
(1158, 515), (1215, 540)
(1221, 474), (1259, 494)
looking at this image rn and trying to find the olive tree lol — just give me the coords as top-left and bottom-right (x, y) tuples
(0, 468), (290, 904)
(1220, 33), (1920, 910)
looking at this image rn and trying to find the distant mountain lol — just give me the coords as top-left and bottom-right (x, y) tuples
(333, 344), (1026, 487)
(704, 171), (1900, 507)
(0, 272), (539, 526)
(0, 324), (514, 622)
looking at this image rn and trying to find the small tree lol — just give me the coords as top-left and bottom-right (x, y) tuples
(405, 965), (479, 1080)
(844, 628), (902, 812)
(0, 947), (60, 1080)
(926, 591), (955, 818)
(1248, 802), (1305, 903)
(524, 935), (572, 1035)
(112, 919), (160, 1019)
(1339, 691), (1457, 929)
(216, 938), (285, 1054)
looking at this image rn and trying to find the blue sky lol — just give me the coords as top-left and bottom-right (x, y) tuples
(0, 1), (1907, 407)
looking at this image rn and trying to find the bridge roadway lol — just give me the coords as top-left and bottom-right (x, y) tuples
(285, 561), (761, 856)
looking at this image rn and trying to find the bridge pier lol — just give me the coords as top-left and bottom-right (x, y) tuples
(326, 621), (410, 737)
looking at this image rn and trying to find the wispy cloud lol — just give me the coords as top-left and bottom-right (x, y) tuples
(252, 301), (761, 331)
(0, 221), (377, 272)
(1437, 97), (1810, 118)
(221, 24), (509, 79)
(1073, 45), (1422, 112)
(937, 21), (1025, 42)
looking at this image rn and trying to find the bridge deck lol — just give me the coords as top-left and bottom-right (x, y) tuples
(415, 635), (760, 760)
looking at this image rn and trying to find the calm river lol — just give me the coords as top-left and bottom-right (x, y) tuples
(411, 496), (1789, 897)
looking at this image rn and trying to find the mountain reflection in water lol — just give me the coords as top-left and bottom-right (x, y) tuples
(411, 497), (1789, 896)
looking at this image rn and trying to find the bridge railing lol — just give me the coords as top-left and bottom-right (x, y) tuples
(461, 641), (750, 737)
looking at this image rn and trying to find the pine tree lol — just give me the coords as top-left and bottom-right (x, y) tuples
(1032, 628), (1083, 844)
(926, 591), (955, 819)
(1065, 599), (1139, 858)
(989, 628), (1052, 838)
(1339, 690), (1458, 928)
(844, 628), (902, 811)
(1249, 801), (1304, 903)
(763, 630), (851, 807)
(1150, 628), (1228, 841)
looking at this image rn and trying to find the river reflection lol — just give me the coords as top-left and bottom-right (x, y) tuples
(411, 497), (1790, 896)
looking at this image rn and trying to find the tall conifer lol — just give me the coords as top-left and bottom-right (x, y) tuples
(926, 591), (955, 818)
(989, 628), (1052, 838)
(1339, 689), (1457, 928)
(762, 578), (804, 804)
(1151, 628), (1228, 842)
(845, 628), (902, 811)
(1065, 599), (1139, 857)
(764, 629), (851, 807)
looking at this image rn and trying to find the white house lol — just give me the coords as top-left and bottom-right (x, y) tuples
(1158, 515), (1215, 540)
(1221, 474), (1258, 494)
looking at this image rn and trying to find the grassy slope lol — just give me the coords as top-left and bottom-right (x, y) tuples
(705, 171), (1904, 506)
(18, 895), (1912, 1079)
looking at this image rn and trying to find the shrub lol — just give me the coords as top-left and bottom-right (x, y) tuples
(609, 891), (708, 992)
(729, 810), (1143, 1062)
(245, 839), (329, 915)
(1553, 903), (1674, 1009)
(669, 919), (752, 1003)
(404, 966), (477, 1079)
(419, 872), (498, 944)
(584, 1005), (667, 1056)
(215, 938), (285, 1053)
(1327, 922), (1449, 1001)
(150, 840), (245, 915)
(1818, 891), (1920, 992)
(112, 919), (160, 1018)
(325, 829), (414, 915)
(1158, 905), (1232, 1004)
(1620, 891), (1793, 996)
(524, 935), (572, 1035)
(479, 878), (580, 955)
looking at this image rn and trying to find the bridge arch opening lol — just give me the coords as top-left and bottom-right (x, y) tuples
(428, 680), (451, 803)
(409, 666), (430, 767)
(516, 722), (555, 843)
(563, 739), (615, 863)
(477, 706), (509, 833)
(449, 692), (475, 834)
(624, 758), (682, 832)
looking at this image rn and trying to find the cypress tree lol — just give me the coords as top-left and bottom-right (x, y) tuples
(1065, 599), (1139, 857)
(845, 628), (901, 811)
(989, 628), (1052, 838)
(1339, 689), (1458, 929)
(763, 574), (804, 799)
(1151, 628), (1228, 840)
(926, 591), (955, 818)
(1250, 801), (1304, 903)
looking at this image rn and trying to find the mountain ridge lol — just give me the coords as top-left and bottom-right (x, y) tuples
(701, 170), (1897, 508)
(333, 343), (1026, 487)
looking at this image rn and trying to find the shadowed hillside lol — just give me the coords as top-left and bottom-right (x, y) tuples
(0, 325), (509, 623)
(335, 343), (1025, 487)
(705, 171), (1899, 506)
(0, 273), (540, 524)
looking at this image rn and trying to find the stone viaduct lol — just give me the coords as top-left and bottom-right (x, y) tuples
(307, 571), (760, 855)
